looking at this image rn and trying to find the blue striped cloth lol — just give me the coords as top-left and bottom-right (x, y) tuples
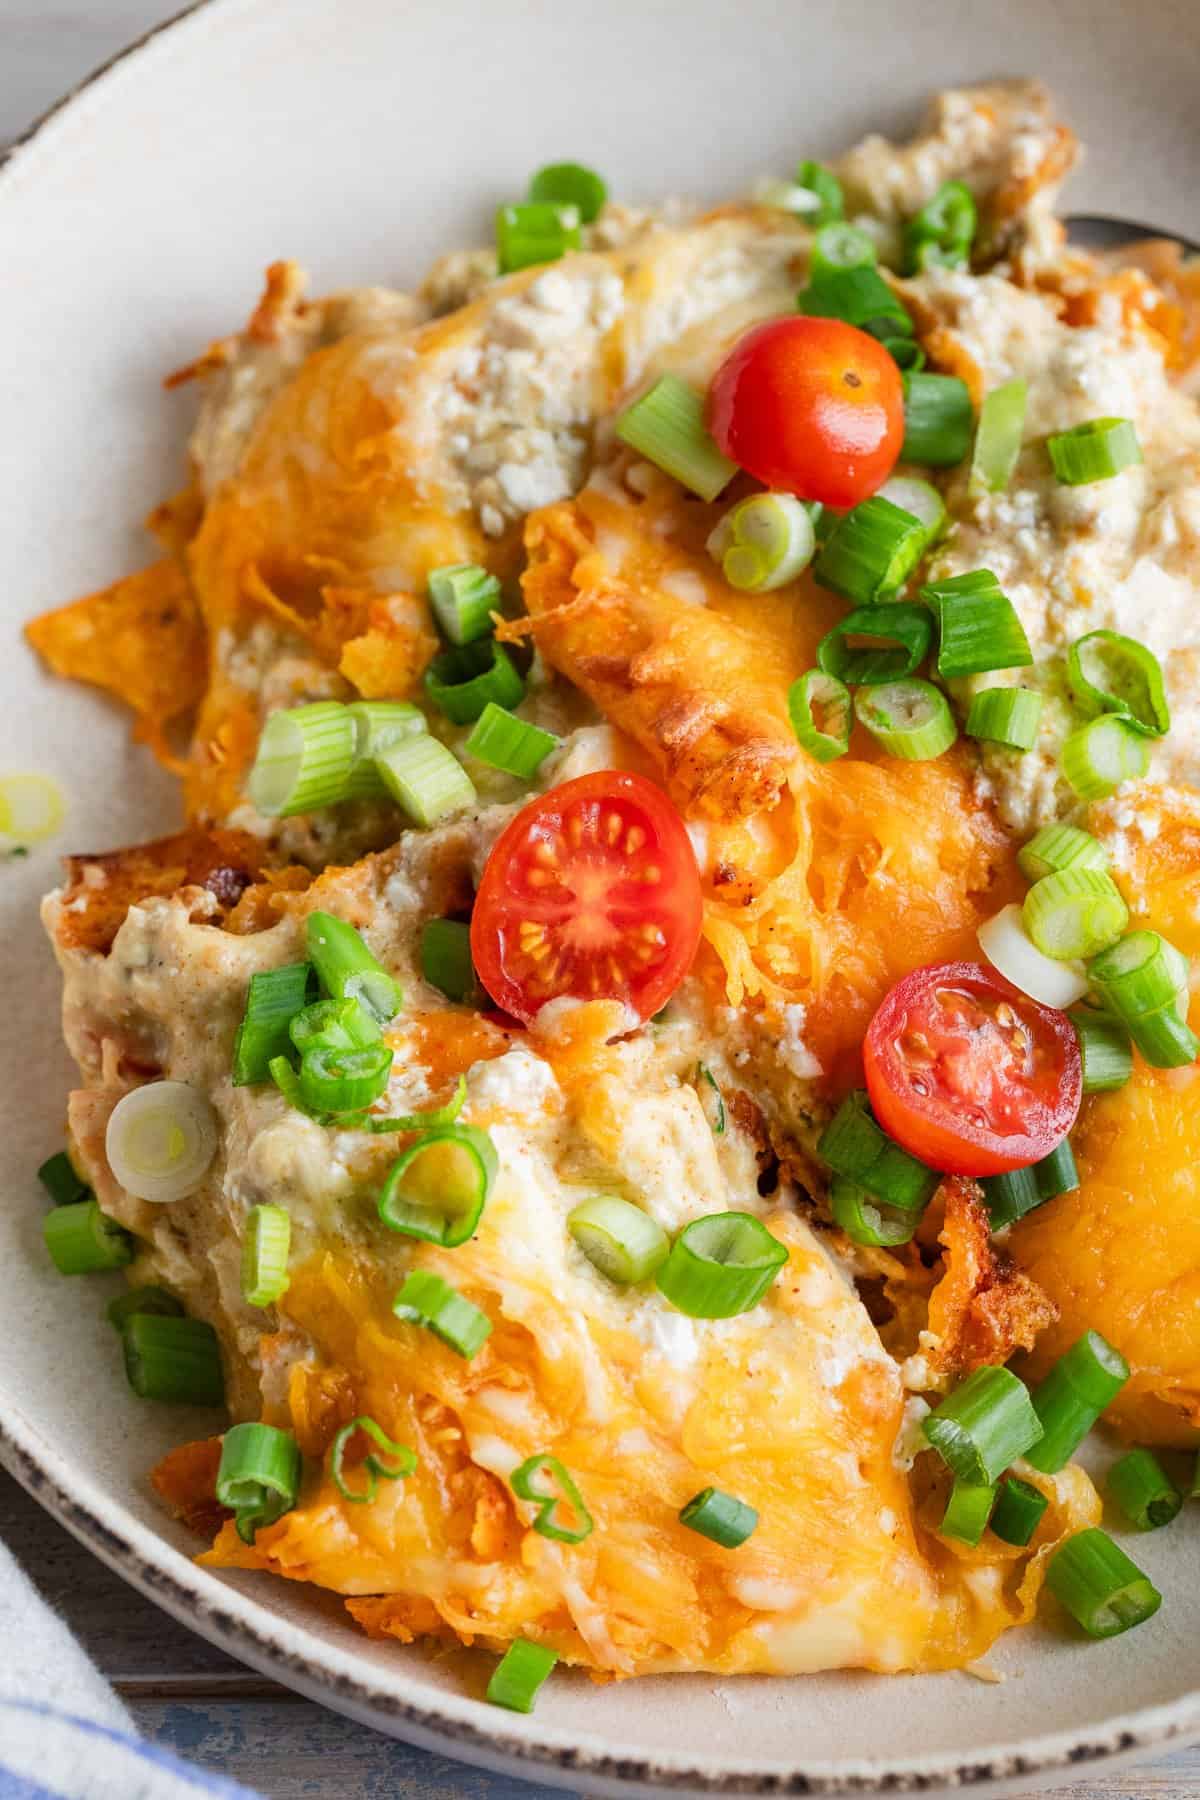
(0, 1538), (261, 1800)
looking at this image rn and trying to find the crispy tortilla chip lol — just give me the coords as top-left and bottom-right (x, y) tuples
(150, 1437), (229, 1540)
(923, 1179), (1056, 1378)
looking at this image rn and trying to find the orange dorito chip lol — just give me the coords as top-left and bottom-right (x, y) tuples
(26, 558), (206, 751)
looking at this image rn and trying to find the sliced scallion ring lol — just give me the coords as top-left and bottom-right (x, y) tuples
(232, 962), (316, 1087)
(814, 497), (928, 604)
(37, 1150), (90, 1207)
(1046, 1528), (1161, 1637)
(1022, 869), (1129, 962)
(298, 1042), (393, 1114)
(1025, 1330), (1130, 1474)
(818, 1089), (938, 1213)
(486, 1638), (557, 1713)
(706, 492), (816, 592)
(965, 686), (1043, 750)
(817, 603), (933, 686)
(854, 678), (957, 760)
(1070, 1008), (1133, 1093)
(240, 1203), (292, 1308)
(810, 221), (877, 280)
(831, 1175), (919, 1246)
(794, 159), (844, 226)
(788, 668), (852, 763)
(1047, 417), (1143, 486)
(679, 1486), (759, 1547)
(306, 911), (401, 1023)
(106, 1081), (218, 1205)
(377, 732), (477, 826)
(876, 476), (947, 548)
(428, 563), (502, 646)
(656, 1211), (787, 1319)
(343, 701), (426, 799)
(1018, 823), (1109, 884)
(377, 1124), (498, 1245)
(924, 570), (1033, 678)
(527, 161), (608, 224)
(1067, 630), (1170, 737)
(939, 1478), (997, 1546)
(495, 201), (581, 275)
(1107, 1448), (1182, 1531)
(902, 180), (977, 275)
(1088, 930), (1200, 1067)
(392, 1268), (492, 1358)
(465, 701), (558, 778)
(799, 266), (912, 339)
(615, 374), (737, 502)
(901, 373), (974, 467)
(568, 1195), (669, 1286)
(981, 1139), (1078, 1228)
(289, 996), (383, 1056)
(970, 377), (1027, 494)
(990, 1475), (1049, 1547)
(121, 1313), (225, 1406)
(248, 701), (356, 818)
(420, 919), (478, 1004)
(216, 1421), (302, 1543)
(511, 1453), (594, 1544)
(922, 1365), (1044, 1486)
(1060, 714), (1151, 801)
(977, 904), (1089, 1008)
(328, 1415), (417, 1503)
(43, 1199), (133, 1275)
(424, 638), (525, 726)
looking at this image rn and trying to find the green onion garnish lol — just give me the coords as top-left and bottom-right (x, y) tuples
(1023, 869), (1129, 962)
(809, 221), (877, 281)
(694, 1063), (726, 1137)
(1046, 1528), (1162, 1637)
(795, 159), (844, 226)
(527, 161), (608, 224)
(1067, 630), (1170, 738)
(816, 602), (933, 686)
(989, 1475), (1049, 1547)
(924, 570), (1033, 679)
(903, 180), (977, 274)
(269, 1054), (309, 1115)
(901, 372), (974, 467)
(1060, 715), (1151, 802)
(982, 1139), (1078, 1229)
(216, 1421), (301, 1543)
(1070, 1009), (1133, 1093)
(328, 1415), (417, 1503)
(567, 1195), (669, 1285)
(798, 266), (913, 340)
(511, 1453), (594, 1544)
(1108, 1448), (1182, 1531)
(978, 904), (1090, 1010)
(378, 1124), (498, 1246)
(486, 1638), (558, 1713)
(495, 201), (581, 275)
(831, 1176), (919, 1247)
(970, 377), (1027, 494)
(43, 1200), (134, 1275)
(289, 997), (383, 1056)
(615, 374), (737, 503)
(854, 678), (957, 760)
(788, 668), (852, 763)
(656, 1212), (787, 1319)
(424, 636), (525, 726)
(1047, 418), (1143, 486)
(306, 911), (402, 1025)
(922, 1365), (1044, 1486)
(392, 1268), (492, 1359)
(232, 962), (315, 1087)
(678, 1486), (759, 1548)
(240, 1204), (292, 1309)
(335, 1074), (468, 1137)
(876, 475), (947, 549)
(939, 1478), (996, 1546)
(1088, 930), (1199, 1067)
(428, 563), (502, 646)
(343, 700), (427, 799)
(818, 1089), (938, 1212)
(813, 496), (928, 605)
(1018, 824), (1110, 884)
(298, 1042), (394, 1114)
(1025, 1330), (1130, 1473)
(420, 918), (479, 1004)
(966, 686), (1043, 751)
(706, 492), (816, 592)
(377, 732), (478, 827)
(465, 701), (558, 779)
(37, 1150), (90, 1207)
(881, 336), (926, 372)
(106, 1285), (184, 1330)
(248, 701), (357, 819)
(121, 1313), (225, 1406)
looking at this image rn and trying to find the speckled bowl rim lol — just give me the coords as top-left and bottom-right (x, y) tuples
(2, 5), (1200, 1794)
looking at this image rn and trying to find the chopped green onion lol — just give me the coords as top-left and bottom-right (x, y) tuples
(377, 732), (477, 827)
(809, 222), (876, 281)
(818, 1089), (938, 1212)
(903, 180), (977, 274)
(105, 1081), (219, 1206)
(289, 997), (382, 1056)
(527, 161), (607, 224)
(486, 1638), (557, 1713)
(982, 1139), (1078, 1228)
(511, 1453), (594, 1544)
(922, 1365), (1044, 1486)
(831, 1176), (919, 1246)
(795, 159), (844, 226)
(1047, 418), (1143, 486)
(798, 266), (912, 338)
(496, 201), (581, 275)
(342, 700), (427, 799)
(1023, 869), (1129, 962)
(424, 637), (525, 726)
(232, 962), (315, 1086)
(269, 1054), (310, 1115)
(568, 1195), (669, 1285)
(37, 1150), (90, 1207)
(465, 702), (558, 778)
(378, 1124), (498, 1246)
(788, 669), (852, 763)
(1067, 630), (1170, 738)
(924, 570), (1033, 679)
(854, 678), (957, 760)
(122, 1313), (225, 1406)
(240, 1204), (292, 1308)
(816, 602), (933, 686)
(1018, 824), (1110, 884)
(978, 904), (1089, 1009)
(328, 1415), (417, 1503)
(615, 374), (737, 502)
(970, 377), (1027, 494)
(1088, 930), (1199, 1067)
(420, 919), (479, 1004)
(248, 701), (357, 818)
(990, 1475), (1049, 1546)
(754, 178), (826, 215)
(814, 497), (928, 604)
(1046, 1528), (1161, 1637)
(393, 1268), (492, 1359)
(216, 1421), (301, 1543)
(902, 372), (974, 467)
(940, 1479), (996, 1546)
(428, 563), (502, 646)
(877, 476), (947, 548)
(1070, 1009), (1133, 1093)
(298, 1042), (393, 1114)
(706, 492), (816, 592)
(881, 336), (926, 372)
(656, 1211), (787, 1319)
(966, 686), (1043, 750)
(679, 1487), (759, 1547)
(339, 1074), (469, 1137)
(43, 1199), (133, 1275)
(1108, 1448), (1181, 1531)
(1025, 1330), (1130, 1473)
(306, 911), (401, 1024)
(694, 1063), (726, 1137)
(1060, 715), (1150, 802)
(106, 1285), (184, 1330)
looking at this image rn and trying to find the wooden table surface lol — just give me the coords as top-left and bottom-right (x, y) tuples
(2, 5), (1198, 1796)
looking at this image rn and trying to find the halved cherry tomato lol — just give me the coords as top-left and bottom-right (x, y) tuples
(707, 316), (904, 509)
(863, 961), (1082, 1177)
(470, 771), (702, 1025)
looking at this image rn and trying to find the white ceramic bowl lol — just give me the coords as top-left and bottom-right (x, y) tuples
(2, 3), (1199, 1792)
